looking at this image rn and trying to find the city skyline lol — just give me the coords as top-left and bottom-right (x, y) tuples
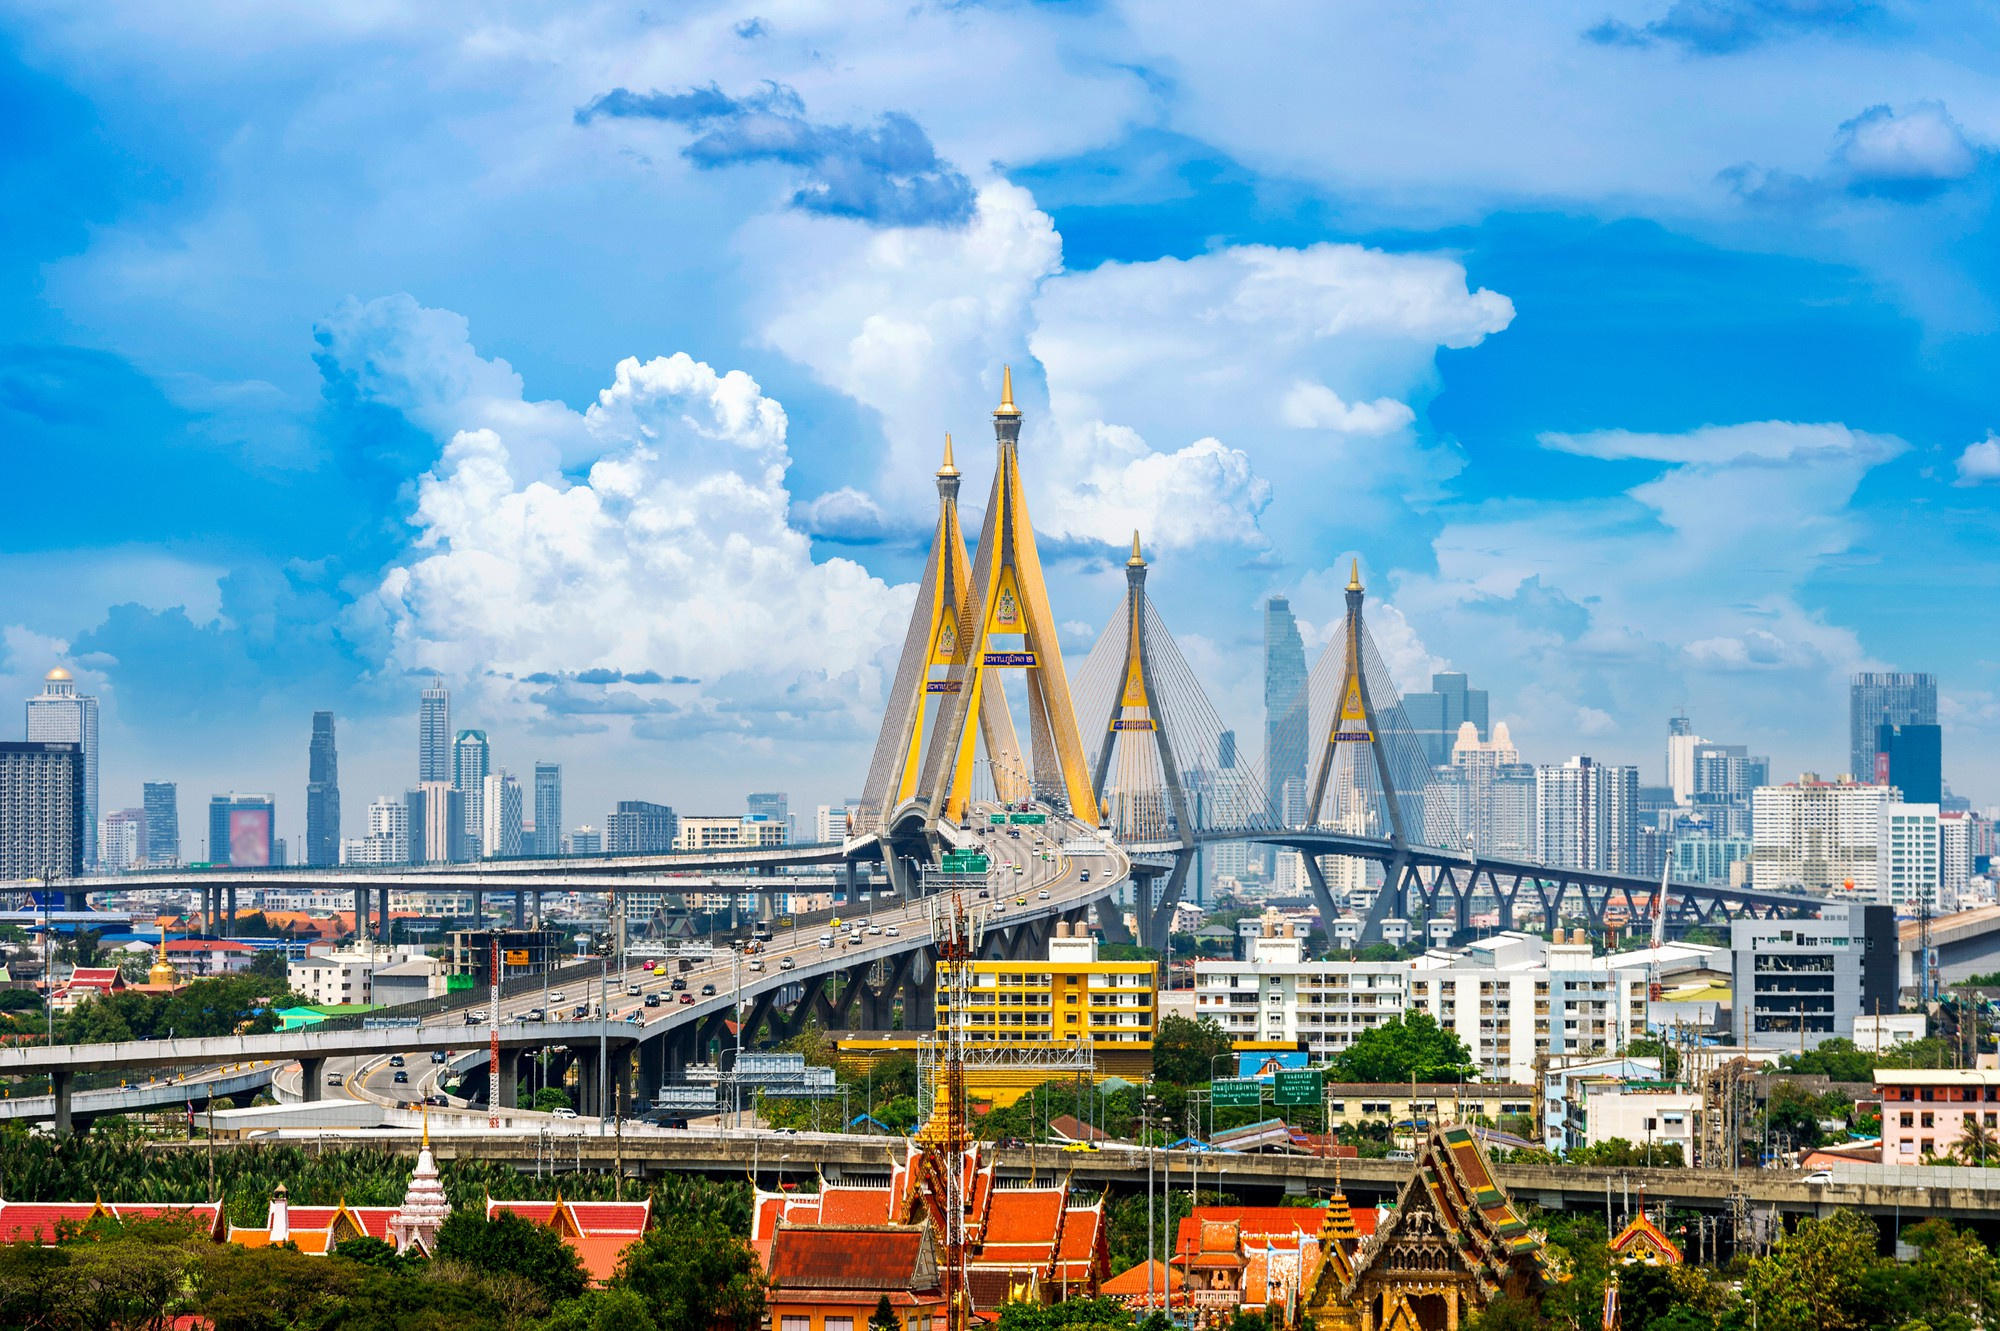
(2, 6), (1996, 828)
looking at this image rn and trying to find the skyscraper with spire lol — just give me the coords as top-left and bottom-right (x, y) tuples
(418, 678), (451, 784)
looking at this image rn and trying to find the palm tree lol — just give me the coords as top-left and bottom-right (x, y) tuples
(1954, 1114), (1997, 1167)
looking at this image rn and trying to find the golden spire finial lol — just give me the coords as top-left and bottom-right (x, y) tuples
(1128, 531), (1145, 567)
(994, 364), (1021, 418)
(938, 433), (958, 478)
(421, 1102), (430, 1152)
(1347, 558), (1362, 592)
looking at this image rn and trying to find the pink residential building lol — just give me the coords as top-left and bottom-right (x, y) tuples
(1875, 1068), (2000, 1163)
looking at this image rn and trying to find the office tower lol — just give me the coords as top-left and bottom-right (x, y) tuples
(1731, 904), (1895, 1050)
(1850, 672), (1936, 782)
(418, 678), (452, 784)
(1218, 729), (1237, 771)
(747, 791), (788, 833)
(1686, 742), (1769, 840)
(206, 793), (276, 868)
(100, 808), (147, 871)
(566, 825), (603, 855)
(1263, 596), (1309, 832)
(1876, 721), (1942, 806)
(533, 762), (562, 857)
(482, 771), (524, 858)
(605, 799), (677, 854)
(26, 668), (99, 867)
(405, 782), (465, 864)
(142, 781), (179, 865)
(304, 710), (341, 867)
(1879, 802), (1941, 911)
(1535, 756), (1638, 873)
(1404, 671), (1491, 769)
(452, 729), (490, 854)
(0, 742), (83, 878)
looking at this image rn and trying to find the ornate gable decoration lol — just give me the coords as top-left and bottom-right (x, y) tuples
(1610, 1213), (1682, 1266)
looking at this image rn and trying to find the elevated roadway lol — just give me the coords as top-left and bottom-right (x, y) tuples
(0, 1062), (278, 1128)
(0, 807), (1124, 1133)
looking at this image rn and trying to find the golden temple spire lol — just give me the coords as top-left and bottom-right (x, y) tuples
(1127, 531), (1145, 567)
(1347, 558), (1362, 592)
(938, 433), (958, 478)
(994, 364), (1020, 419)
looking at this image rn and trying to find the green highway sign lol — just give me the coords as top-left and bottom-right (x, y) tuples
(1009, 812), (1048, 825)
(1212, 1078), (1263, 1109)
(990, 814), (1007, 825)
(939, 856), (991, 874)
(1273, 1069), (1325, 1107)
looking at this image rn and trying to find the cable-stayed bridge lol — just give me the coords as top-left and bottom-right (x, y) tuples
(17, 369), (1824, 953)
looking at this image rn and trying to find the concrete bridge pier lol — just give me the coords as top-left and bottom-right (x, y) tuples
(51, 1069), (72, 1139)
(377, 887), (390, 942)
(514, 890), (525, 928)
(496, 1048), (521, 1109)
(66, 888), (86, 913)
(901, 954), (935, 1030)
(635, 1036), (667, 1108)
(573, 1047), (601, 1117)
(471, 887), (483, 923)
(353, 887), (369, 940)
(299, 1057), (326, 1103)
(226, 886), (238, 934)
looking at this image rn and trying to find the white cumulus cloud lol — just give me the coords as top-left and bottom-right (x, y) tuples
(1281, 381), (1417, 435)
(339, 299), (911, 738)
(1955, 433), (2000, 485)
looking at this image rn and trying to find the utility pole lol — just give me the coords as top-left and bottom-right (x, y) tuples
(598, 957), (609, 1136)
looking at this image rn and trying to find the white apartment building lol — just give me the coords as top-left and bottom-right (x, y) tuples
(1879, 802), (1940, 910)
(1426, 722), (1535, 857)
(1941, 812), (1977, 906)
(1536, 756), (1639, 873)
(1579, 1084), (1701, 1157)
(1195, 935), (1409, 1054)
(483, 772), (524, 858)
(1194, 930), (1659, 1083)
(1751, 775), (1892, 894)
(814, 804), (850, 845)
(287, 944), (423, 1006)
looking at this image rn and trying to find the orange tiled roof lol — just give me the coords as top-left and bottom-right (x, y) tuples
(1104, 1259), (1184, 1296)
(818, 1187), (894, 1226)
(769, 1224), (934, 1292)
(0, 1201), (222, 1245)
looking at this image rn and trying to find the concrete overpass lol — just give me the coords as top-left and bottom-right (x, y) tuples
(1901, 906), (2000, 987)
(0, 1062), (278, 1131)
(0, 809), (1125, 1133)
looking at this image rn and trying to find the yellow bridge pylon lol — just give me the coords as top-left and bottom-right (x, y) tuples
(859, 434), (1030, 828)
(915, 368), (1100, 827)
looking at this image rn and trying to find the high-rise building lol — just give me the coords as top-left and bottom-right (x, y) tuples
(1263, 596), (1309, 830)
(343, 794), (410, 865)
(142, 781), (179, 865)
(1731, 904), (1895, 1050)
(482, 771), (524, 858)
(1941, 812), (1978, 905)
(673, 816), (787, 850)
(99, 808), (147, 871)
(305, 710), (341, 867)
(566, 825), (602, 855)
(0, 741), (84, 878)
(1750, 775), (1895, 895)
(1535, 756), (1638, 873)
(1426, 722), (1534, 858)
(1404, 671), (1490, 769)
(418, 678), (452, 784)
(814, 804), (850, 844)
(26, 668), (99, 867)
(1850, 672), (1936, 782)
(1875, 721), (1942, 806)
(605, 799), (677, 854)
(207, 793), (276, 868)
(1665, 714), (1702, 805)
(1879, 802), (1941, 911)
(533, 762), (562, 857)
(746, 792), (788, 841)
(452, 730), (490, 855)
(406, 782), (465, 865)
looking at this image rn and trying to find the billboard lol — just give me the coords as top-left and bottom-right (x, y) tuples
(504, 949), (531, 966)
(1237, 1049), (1309, 1081)
(228, 807), (271, 867)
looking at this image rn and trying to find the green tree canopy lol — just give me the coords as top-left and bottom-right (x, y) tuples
(607, 1217), (765, 1331)
(1330, 1011), (1473, 1084)
(1744, 1209), (1880, 1331)
(433, 1209), (588, 1306)
(1152, 1014), (1233, 1085)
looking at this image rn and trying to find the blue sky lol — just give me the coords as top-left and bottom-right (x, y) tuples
(3, 1), (1997, 847)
